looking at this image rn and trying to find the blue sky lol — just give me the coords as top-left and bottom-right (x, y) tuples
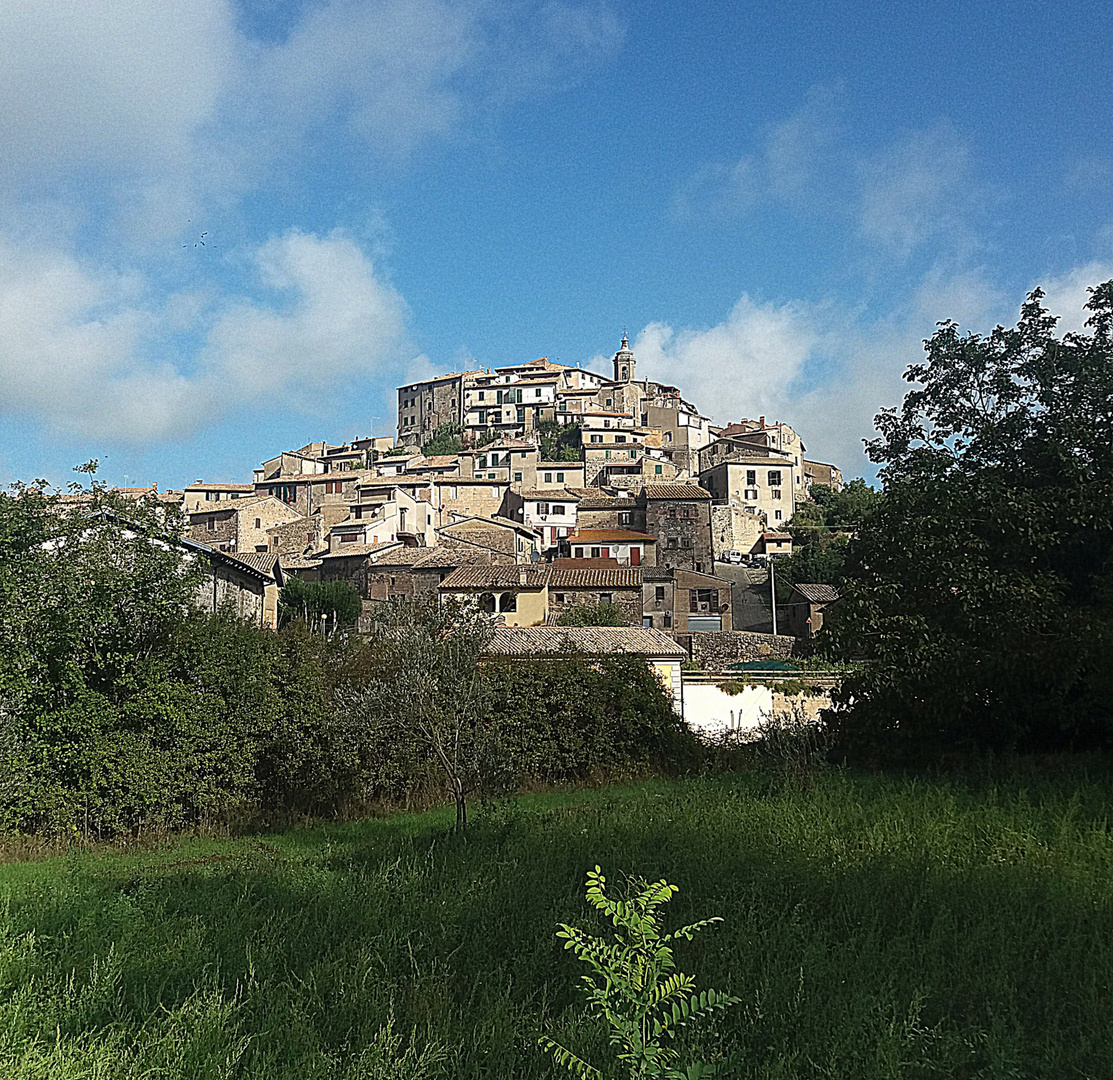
(2, 0), (1111, 489)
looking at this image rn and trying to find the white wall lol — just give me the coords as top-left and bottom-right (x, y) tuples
(682, 681), (773, 736)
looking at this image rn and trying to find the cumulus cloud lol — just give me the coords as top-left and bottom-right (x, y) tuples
(0, 230), (411, 441)
(607, 262), (1034, 478)
(0, 0), (624, 233)
(857, 123), (971, 259)
(1035, 260), (1113, 336)
(673, 85), (842, 220)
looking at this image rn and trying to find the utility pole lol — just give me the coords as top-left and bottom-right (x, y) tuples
(770, 555), (778, 636)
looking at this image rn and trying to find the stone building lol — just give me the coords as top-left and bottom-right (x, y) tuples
(397, 370), (478, 447)
(636, 483), (714, 574)
(186, 495), (304, 554)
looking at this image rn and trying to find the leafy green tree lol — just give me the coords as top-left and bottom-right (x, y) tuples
(555, 602), (630, 626)
(421, 422), (464, 456)
(540, 419), (584, 462)
(540, 866), (739, 1079)
(359, 598), (495, 832)
(775, 534), (849, 589)
(279, 577), (362, 631)
(827, 281), (1113, 757)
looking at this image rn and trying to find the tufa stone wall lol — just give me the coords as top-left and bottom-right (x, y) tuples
(676, 630), (798, 670)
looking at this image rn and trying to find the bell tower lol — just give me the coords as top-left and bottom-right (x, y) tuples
(612, 333), (636, 384)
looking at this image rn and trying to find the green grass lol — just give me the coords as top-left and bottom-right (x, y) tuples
(2, 767), (1113, 1078)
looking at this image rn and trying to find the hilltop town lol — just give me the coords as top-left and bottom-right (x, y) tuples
(109, 337), (843, 636)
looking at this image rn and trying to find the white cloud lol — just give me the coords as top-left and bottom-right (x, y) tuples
(673, 85), (842, 219)
(1035, 260), (1113, 336)
(857, 123), (970, 258)
(0, 0), (623, 240)
(0, 230), (412, 441)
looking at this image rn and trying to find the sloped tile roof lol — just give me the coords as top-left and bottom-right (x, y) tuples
(519, 488), (581, 501)
(548, 567), (642, 588)
(370, 546), (493, 568)
(319, 542), (403, 559)
(792, 583), (840, 604)
(486, 626), (685, 658)
(642, 483), (712, 500)
(230, 552), (281, 576)
(277, 554), (323, 570)
(439, 566), (550, 589)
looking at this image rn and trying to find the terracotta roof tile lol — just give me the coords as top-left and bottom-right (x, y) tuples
(642, 483), (712, 500)
(439, 566), (550, 589)
(792, 583), (840, 603)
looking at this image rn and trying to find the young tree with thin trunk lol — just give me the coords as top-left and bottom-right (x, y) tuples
(362, 598), (494, 833)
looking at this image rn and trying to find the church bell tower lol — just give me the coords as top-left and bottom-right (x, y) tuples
(613, 333), (636, 384)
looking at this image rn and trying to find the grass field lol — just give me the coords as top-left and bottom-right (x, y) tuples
(2, 766), (1112, 1079)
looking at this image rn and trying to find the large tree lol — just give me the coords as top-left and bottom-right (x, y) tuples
(826, 282), (1113, 757)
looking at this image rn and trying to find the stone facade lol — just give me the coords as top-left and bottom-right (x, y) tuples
(680, 630), (798, 670)
(710, 503), (767, 558)
(637, 484), (714, 574)
(397, 372), (472, 447)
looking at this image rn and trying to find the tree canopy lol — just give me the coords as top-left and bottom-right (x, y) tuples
(826, 281), (1113, 757)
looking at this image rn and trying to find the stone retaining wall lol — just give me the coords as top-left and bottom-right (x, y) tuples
(675, 630), (798, 669)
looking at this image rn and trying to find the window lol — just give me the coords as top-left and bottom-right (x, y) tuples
(590, 547), (601, 558)
(478, 390), (485, 401)
(491, 486), (500, 497)
(655, 585), (665, 602)
(555, 593), (566, 603)
(598, 593), (612, 604)
(606, 398), (613, 407)
(629, 449), (637, 459)
(690, 588), (715, 612)
(619, 511), (631, 526)
(499, 593), (517, 612)
(665, 432), (672, 442)
(590, 434), (603, 443)
(514, 472), (522, 482)
(616, 434), (627, 443)
(768, 470), (782, 487)
(774, 509), (782, 520)
(643, 616), (654, 627)
(534, 388), (542, 398)
(340, 534), (357, 544)
(605, 450), (611, 459)
(537, 502), (550, 515)
(543, 472), (552, 483)
(667, 536), (678, 549)
(664, 611), (672, 628)
(747, 470), (756, 486)
(551, 504), (564, 515)
(448, 486), (458, 499)
(772, 489), (782, 500)
(207, 518), (215, 531)
(655, 464), (663, 475)
(574, 547), (584, 557)
(254, 517), (261, 529)
(516, 408), (525, 424)
(205, 491), (218, 501)
(556, 472), (564, 482)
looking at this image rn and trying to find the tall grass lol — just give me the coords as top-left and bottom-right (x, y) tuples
(1, 766), (1112, 1078)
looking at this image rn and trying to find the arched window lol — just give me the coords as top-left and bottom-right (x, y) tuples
(499, 592), (517, 613)
(479, 592), (496, 612)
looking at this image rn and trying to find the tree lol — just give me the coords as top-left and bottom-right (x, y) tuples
(360, 598), (495, 832)
(278, 577), (361, 632)
(783, 479), (880, 586)
(421, 422), (463, 456)
(555, 602), (629, 626)
(539, 419), (583, 462)
(826, 281), (1113, 757)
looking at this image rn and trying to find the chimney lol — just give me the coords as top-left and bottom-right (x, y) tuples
(519, 566), (529, 585)
(152, 481), (158, 491)
(759, 416), (765, 428)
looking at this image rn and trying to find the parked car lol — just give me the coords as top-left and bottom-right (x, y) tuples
(720, 549), (745, 564)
